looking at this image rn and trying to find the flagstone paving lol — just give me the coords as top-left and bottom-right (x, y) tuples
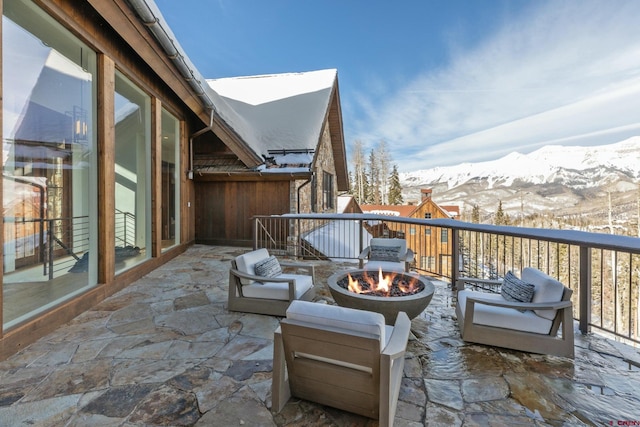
(0, 244), (639, 426)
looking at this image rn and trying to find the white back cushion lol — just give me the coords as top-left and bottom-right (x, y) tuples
(235, 248), (270, 285)
(286, 300), (386, 350)
(370, 238), (407, 255)
(523, 267), (565, 320)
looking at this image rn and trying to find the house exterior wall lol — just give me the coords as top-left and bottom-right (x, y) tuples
(194, 180), (290, 246)
(368, 195), (455, 277)
(408, 199), (454, 277)
(0, 0), (203, 360)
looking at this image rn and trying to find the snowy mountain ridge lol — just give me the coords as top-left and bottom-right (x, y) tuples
(399, 137), (640, 220)
(400, 137), (640, 191)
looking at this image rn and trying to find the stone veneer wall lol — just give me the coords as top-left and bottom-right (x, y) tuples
(293, 118), (337, 215)
(287, 118), (337, 256)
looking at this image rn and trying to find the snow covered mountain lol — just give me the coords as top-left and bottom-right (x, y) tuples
(400, 137), (640, 221)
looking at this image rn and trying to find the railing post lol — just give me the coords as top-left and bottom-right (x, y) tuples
(48, 219), (54, 280)
(253, 217), (258, 250)
(451, 228), (459, 291)
(296, 217), (300, 259)
(579, 245), (592, 334)
(359, 220), (364, 257)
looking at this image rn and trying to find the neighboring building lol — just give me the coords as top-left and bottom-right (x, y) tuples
(195, 70), (348, 246)
(0, 0), (347, 359)
(337, 195), (362, 214)
(360, 188), (460, 277)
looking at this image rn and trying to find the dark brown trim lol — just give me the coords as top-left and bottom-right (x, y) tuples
(151, 97), (162, 258)
(98, 54), (116, 285)
(328, 81), (349, 192)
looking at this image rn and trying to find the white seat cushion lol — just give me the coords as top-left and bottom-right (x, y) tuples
(286, 300), (387, 349)
(242, 273), (313, 301)
(522, 268), (565, 320)
(235, 248), (270, 285)
(458, 290), (553, 334)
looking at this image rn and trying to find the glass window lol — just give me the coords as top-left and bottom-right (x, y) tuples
(323, 171), (334, 210)
(424, 213), (432, 219)
(441, 229), (449, 243)
(2, 0), (98, 329)
(114, 72), (151, 273)
(161, 109), (180, 251)
(425, 227), (432, 236)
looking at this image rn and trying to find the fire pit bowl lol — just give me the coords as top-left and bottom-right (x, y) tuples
(327, 269), (435, 325)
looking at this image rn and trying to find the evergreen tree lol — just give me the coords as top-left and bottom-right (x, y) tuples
(388, 164), (403, 205)
(494, 200), (509, 225)
(471, 204), (480, 223)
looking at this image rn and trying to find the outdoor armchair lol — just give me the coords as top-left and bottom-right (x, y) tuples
(358, 237), (414, 272)
(272, 300), (410, 427)
(456, 267), (574, 358)
(228, 248), (315, 317)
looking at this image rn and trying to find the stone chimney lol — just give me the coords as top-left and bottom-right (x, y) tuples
(421, 188), (433, 201)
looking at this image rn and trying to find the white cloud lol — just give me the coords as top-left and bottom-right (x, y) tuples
(350, 0), (640, 172)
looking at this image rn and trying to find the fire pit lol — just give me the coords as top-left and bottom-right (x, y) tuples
(327, 269), (435, 324)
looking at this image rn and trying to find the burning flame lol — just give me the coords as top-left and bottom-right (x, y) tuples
(347, 267), (420, 296)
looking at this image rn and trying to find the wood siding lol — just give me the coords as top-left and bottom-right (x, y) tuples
(195, 181), (290, 246)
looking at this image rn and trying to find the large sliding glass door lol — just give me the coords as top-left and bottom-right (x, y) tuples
(114, 72), (151, 273)
(2, 0), (98, 329)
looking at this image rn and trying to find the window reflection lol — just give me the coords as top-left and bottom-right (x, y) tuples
(2, 0), (98, 329)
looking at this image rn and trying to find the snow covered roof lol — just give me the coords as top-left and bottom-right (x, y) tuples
(337, 196), (354, 213)
(207, 69), (337, 162)
(360, 204), (417, 217)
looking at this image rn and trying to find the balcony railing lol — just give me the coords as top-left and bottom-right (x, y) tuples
(253, 213), (640, 345)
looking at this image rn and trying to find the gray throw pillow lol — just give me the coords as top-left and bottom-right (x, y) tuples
(501, 271), (535, 307)
(370, 245), (401, 262)
(254, 255), (282, 278)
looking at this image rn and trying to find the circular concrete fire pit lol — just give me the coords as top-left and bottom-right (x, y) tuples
(327, 269), (435, 324)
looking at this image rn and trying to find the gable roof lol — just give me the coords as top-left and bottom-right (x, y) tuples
(203, 70), (349, 189)
(207, 70), (348, 187)
(208, 70), (336, 156)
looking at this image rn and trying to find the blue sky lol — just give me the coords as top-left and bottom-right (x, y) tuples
(155, 0), (640, 173)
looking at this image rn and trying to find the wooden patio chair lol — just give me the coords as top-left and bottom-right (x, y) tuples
(228, 248), (315, 317)
(358, 237), (414, 272)
(456, 267), (575, 358)
(272, 300), (411, 427)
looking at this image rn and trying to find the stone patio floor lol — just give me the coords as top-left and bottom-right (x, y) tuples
(0, 244), (639, 426)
